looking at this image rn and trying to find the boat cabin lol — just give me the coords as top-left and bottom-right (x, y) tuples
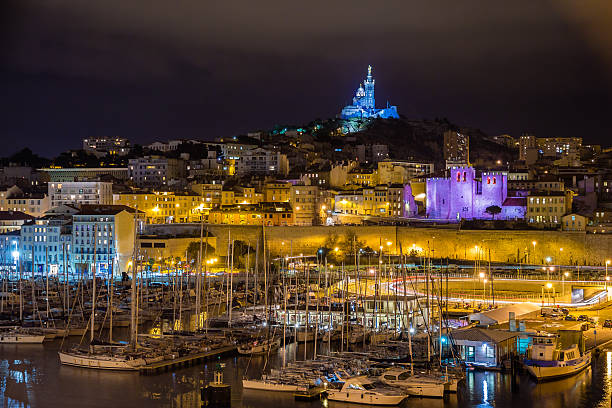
(528, 336), (581, 362)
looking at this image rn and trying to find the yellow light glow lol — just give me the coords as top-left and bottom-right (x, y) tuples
(386, 241), (392, 246)
(479, 272), (485, 279)
(546, 282), (552, 289)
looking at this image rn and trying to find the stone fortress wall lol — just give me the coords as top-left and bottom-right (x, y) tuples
(197, 225), (612, 266)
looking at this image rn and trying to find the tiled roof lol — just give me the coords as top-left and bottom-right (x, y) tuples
(451, 327), (517, 343)
(0, 211), (35, 221)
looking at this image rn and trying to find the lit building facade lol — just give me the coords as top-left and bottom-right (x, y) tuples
(113, 191), (204, 223)
(443, 130), (469, 167)
(377, 160), (435, 184)
(83, 137), (130, 156)
(290, 185), (319, 226)
(20, 217), (72, 275)
(128, 156), (185, 187)
(49, 181), (113, 208)
(207, 202), (293, 226)
(526, 192), (570, 227)
(235, 148), (289, 176)
(426, 167), (510, 221)
(71, 205), (141, 274)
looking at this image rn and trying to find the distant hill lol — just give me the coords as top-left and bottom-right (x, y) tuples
(320, 117), (517, 170)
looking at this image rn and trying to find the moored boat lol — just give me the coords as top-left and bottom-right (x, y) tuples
(326, 376), (407, 406)
(58, 350), (146, 370)
(379, 367), (446, 398)
(237, 337), (281, 355)
(523, 335), (591, 381)
(242, 378), (309, 392)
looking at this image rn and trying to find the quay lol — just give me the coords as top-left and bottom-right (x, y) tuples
(139, 345), (237, 375)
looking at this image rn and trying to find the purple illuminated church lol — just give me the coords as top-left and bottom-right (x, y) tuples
(426, 166), (525, 221)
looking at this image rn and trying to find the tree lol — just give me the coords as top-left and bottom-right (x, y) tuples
(339, 230), (365, 263)
(186, 241), (215, 264)
(485, 205), (502, 220)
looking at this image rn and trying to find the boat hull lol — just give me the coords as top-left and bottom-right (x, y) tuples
(327, 390), (406, 406)
(58, 351), (145, 371)
(242, 379), (307, 393)
(524, 352), (591, 381)
(0, 335), (45, 344)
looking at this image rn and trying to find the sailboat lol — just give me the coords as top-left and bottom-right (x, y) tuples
(59, 222), (148, 370)
(0, 327), (45, 344)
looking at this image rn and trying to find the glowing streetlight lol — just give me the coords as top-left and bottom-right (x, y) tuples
(479, 272), (485, 279)
(562, 271), (569, 295)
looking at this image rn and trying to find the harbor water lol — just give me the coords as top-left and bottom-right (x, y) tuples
(2, 330), (612, 408)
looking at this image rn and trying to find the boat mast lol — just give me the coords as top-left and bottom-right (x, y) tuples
(282, 256), (287, 368)
(304, 255), (310, 360)
(130, 213), (138, 349)
(90, 224), (97, 344)
(203, 226), (209, 333)
(109, 245), (114, 343)
(195, 215), (204, 331)
(45, 246), (50, 326)
(229, 239), (234, 326)
(314, 256), (321, 359)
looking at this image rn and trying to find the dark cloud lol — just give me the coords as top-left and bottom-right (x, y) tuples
(1, 0), (612, 156)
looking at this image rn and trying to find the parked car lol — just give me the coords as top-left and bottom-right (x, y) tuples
(578, 315), (589, 321)
(565, 315), (577, 321)
(603, 319), (612, 328)
(541, 307), (564, 318)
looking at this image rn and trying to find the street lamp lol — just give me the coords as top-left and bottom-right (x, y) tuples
(483, 278), (488, 306)
(546, 282), (553, 306)
(532, 241), (537, 264)
(563, 271), (569, 295)
(606, 260), (610, 289)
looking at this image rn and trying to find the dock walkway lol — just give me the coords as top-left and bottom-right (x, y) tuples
(139, 345), (237, 375)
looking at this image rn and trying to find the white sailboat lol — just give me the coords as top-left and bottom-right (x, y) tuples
(59, 222), (146, 371)
(58, 349), (146, 370)
(0, 327), (45, 344)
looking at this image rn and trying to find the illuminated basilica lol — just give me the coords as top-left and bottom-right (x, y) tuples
(340, 65), (399, 120)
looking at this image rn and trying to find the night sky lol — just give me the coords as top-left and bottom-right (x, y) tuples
(2, 1), (612, 156)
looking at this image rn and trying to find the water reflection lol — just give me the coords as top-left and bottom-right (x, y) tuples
(2, 319), (612, 407)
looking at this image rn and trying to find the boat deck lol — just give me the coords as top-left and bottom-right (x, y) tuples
(139, 345), (237, 375)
